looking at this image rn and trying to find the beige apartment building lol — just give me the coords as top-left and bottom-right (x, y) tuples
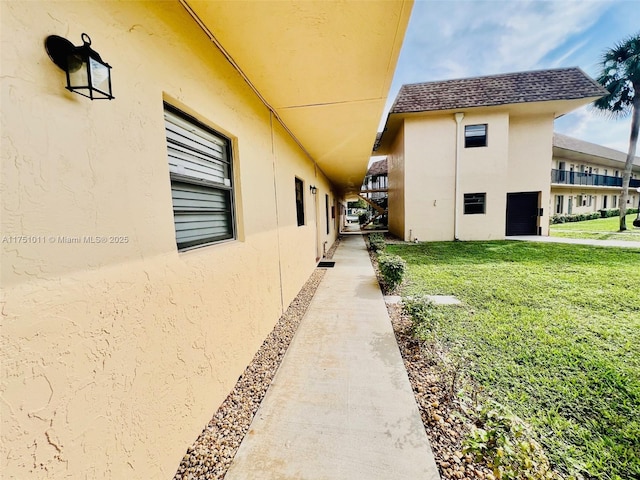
(0, 1), (411, 478)
(375, 68), (607, 242)
(551, 133), (640, 216)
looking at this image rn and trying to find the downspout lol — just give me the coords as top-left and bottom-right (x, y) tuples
(454, 112), (464, 241)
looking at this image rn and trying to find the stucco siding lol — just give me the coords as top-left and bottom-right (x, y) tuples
(457, 112), (509, 240)
(508, 114), (554, 235)
(387, 123), (406, 239)
(403, 116), (456, 241)
(1, 2), (335, 478)
(386, 110), (554, 242)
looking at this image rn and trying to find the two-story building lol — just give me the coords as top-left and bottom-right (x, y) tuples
(362, 158), (389, 202)
(375, 68), (607, 241)
(551, 133), (640, 215)
(359, 158), (389, 225)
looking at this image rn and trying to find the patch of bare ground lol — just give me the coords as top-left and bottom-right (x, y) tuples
(173, 238), (341, 480)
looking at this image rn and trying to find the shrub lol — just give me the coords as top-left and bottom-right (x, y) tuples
(378, 254), (406, 291)
(358, 212), (370, 225)
(551, 211), (612, 224)
(368, 233), (386, 253)
(463, 402), (559, 480)
(403, 296), (441, 332)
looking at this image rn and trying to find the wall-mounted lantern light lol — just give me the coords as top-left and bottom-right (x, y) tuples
(45, 33), (114, 100)
(310, 185), (318, 194)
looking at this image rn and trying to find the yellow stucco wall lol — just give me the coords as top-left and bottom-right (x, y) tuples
(508, 114), (554, 236)
(1, 2), (336, 478)
(403, 116), (456, 241)
(387, 110), (555, 241)
(387, 123), (406, 239)
(456, 112), (510, 240)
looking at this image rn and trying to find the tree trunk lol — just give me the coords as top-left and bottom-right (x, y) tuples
(619, 93), (640, 231)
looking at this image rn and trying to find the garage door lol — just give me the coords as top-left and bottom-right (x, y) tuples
(506, 192), (540, 236)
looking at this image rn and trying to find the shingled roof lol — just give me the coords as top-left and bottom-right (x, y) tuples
(554, 133), (640, 166)
(391, 67), (607, 114)
(366, 158), (387, 177)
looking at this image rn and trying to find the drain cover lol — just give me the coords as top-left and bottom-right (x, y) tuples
(317, 261), (335, 268)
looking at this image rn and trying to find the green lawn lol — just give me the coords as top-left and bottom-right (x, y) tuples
(387, 241), (640, 479)
(550, 214), (640, 241)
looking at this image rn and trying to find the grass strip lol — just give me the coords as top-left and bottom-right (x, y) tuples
(550, 214), (640, 242)
(387, 240), (640, 479)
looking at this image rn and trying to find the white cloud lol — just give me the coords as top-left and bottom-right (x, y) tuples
(394, 0), (610, 84)
(381, 0), (639, 151)
(555, 107), (633, 153)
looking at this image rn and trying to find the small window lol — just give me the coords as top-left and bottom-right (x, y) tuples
(164, 105), (235, 250)
(464, 193), (486, 214)
(295, 178), (305, 226)
(555, 195), (564, 214)
(464, 124), (487, 148)
(325, 194), (330, 235)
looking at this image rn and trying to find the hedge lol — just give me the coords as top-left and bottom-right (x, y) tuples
(551, 208), (638, 225)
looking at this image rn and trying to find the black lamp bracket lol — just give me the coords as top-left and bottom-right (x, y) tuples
(44, 35), (75, 70)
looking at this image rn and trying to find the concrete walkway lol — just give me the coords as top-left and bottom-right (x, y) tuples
(225, 235), (440, 480)
(507, 235), (640, 249)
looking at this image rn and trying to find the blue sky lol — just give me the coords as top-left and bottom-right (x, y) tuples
(382, 0), (640, 153)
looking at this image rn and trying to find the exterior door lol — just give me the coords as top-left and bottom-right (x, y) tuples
(568, 197), (573, 214)
(506, 192), (540, 236)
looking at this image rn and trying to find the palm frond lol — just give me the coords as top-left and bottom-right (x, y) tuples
(593, 32), (640, 118)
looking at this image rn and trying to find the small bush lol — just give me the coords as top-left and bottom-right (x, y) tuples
(358, 212), (370, 225)
(552, 211), (606, 224)
(551, 209), (638, 224)
(463, 402), (560, 480)
(403, 296), (440, 334)
(378, 254), (406, 290)
(368, 233), (386, 253)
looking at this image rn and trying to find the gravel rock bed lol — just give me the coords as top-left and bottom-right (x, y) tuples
(364, 234), (492, 479)
(173, 239), (340, 480)
(387, 304), (494, 480)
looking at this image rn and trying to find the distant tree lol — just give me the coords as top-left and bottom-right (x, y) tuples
(593, 32), (640, 231)
(348, 198), (367, 210)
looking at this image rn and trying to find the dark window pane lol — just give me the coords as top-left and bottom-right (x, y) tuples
(295, 178), (305, 226)
(464, 193), (486, 214)
(464, 124), (487, 148)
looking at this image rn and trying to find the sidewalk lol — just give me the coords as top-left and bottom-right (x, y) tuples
(225, 235), (440, 480)
(507, 235), (640, 249)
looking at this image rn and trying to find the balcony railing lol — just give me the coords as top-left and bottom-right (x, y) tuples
(551, 169), (640, 188)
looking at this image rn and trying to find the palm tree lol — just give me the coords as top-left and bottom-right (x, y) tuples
(593, 33), (640, 231)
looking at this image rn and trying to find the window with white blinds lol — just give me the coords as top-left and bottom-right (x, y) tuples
(164, 105), (235, 250)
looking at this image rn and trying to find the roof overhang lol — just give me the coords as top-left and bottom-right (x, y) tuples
(553, 147), (640, 170)
(376, 96), (602, 154)
(182, 0), (413, 195)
